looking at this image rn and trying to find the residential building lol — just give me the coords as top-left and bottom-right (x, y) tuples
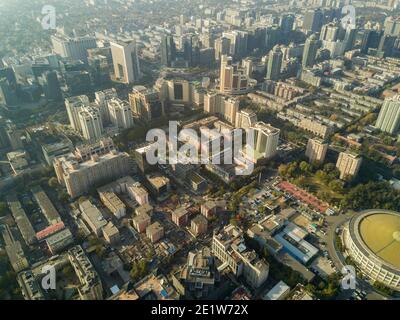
(65, 95), (90, 132)
(98, 191), (126, 219)
(79, 200), (107, 236)
(302, 34), (320, 68)
(235, 109), (257, 129)
(132, 213), (151, 233)
(108, 98), (134, 129)
(110, 41), (141, 84)
(146, 222), (164, 243)
(17, 271), (45, 300)
(54, 149), (132, 198)
(46, 228), (74, 254)
(79, 107), (103, 141)
(1, 225), (29, 272)
(212, 225), (269, 289)
(266, 46), (283, 81)
(375, 95), (400, 134)
(172, 207), (189, 227)
(191, 215), (208, 237)
(68, 245), (103, 300)
(172, 247), (220, 299)
(204, 92), (239, 125)
(102, 222), (120, 244)
(305, 138), (328, 163)
(336, 151), (363, 180)
(51, 34), (97, 63)
(129, 86), (163, 121)
(219, 55), (256, 95)
(252, 122), (280, 160)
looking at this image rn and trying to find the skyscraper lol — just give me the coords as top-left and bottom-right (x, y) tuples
(280, 14), (295, 33)
(79, 107), (103, 141)
(252, 122), (280, 160)
(384, 16), (400, 37)
(110, 41), (141, 84)
(204, 92), (239, 125)
(160, 35), (176, 67)
(38, 71), (63, 101)
(336, 151), (362, 180)
(51, 34), (97, 63)
(305, 138), (328, 163)
(129, 86), (163, 121)
(375, 95), (400, 134)
(214, 37), (231, 61)
(65, 95), (90, 132)
(219, 55), (255, 95)
(302, 34), (320, 68)
(107, 98), (134, 129)
(303, 9), (324, 34)
(266, 46), (283, 81)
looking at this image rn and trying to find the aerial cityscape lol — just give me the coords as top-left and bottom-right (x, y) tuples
(1, 0), (400, 304)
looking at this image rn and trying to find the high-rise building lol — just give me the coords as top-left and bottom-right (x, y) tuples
(302, 34), (320, 68)
(375, 95), (400, 134)
(219, 55), (256, 94)
(54, 148), (132, 198)
(320, 22), (342, 42)
(65, 95), (90, 132)
(129, 86), (163, 121)
(384, 16), (400, 36)
(265, 25), (281, 52)
(38, 71), (63, 101)
(94, 88), (118, 124)
(88, 53), (112, 87)
(222, 31), (248, 58)
(360, 29), (382, 54)
(303, 9), (324, 33)
(160, 35), (176, 67)
(242, 58), (253, 78)
(110, 41), (141, 84)
(51, 34), (97, 63)
(280, 14), (295, 33)
(336, 151), (363, 180)
(235, 109), (257, 129)
(252, 122), (280, 160)
(107, 98), (134, 129)
(204, 92), (239, 125)
(377, 34), (397, 58)
(212, 225), (269, 289)
(388, 0), (399, 10)
(68, 245), (103, 300)
(79, 107), (103, 141)
(266, 46), (283, 81)
(305, 138), (328, 163)
(214, 37), (231, 61)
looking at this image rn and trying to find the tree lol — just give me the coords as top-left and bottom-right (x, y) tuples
(329, 180), (344, 193)
(0, 202), (8, 217)
(299, 161), (312, 174)
(130, 260), (149, 283)
(57, 191), (70, 203)
(294, 176), (307, 188)
(278, 164), (288, 177)
(48, 177), (59, 188)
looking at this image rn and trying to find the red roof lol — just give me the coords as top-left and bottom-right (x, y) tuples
(278, 181), (328, 214)
(36, 222), (65, 240)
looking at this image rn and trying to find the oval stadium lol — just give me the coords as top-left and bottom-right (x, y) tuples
(343, 210), (400, 291)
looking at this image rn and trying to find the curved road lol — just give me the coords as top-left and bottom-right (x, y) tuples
(324, 211), (387, 300)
